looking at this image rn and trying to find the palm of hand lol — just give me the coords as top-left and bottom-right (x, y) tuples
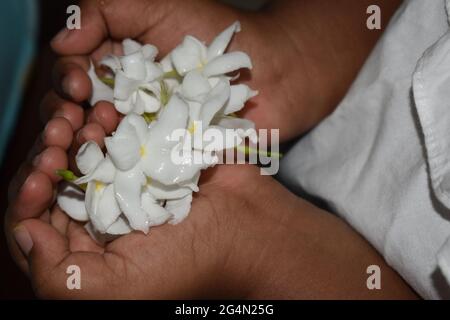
(34, 165), (262, 299)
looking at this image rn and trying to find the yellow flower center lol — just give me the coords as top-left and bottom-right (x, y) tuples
(95, 181), (105, 192)
(188, 122), (197, 134)
(140, 145), (147, 157)
(146, 176), (152, 186)
(197, 60), (206, 69)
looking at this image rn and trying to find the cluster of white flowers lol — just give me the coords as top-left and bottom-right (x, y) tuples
(56, 21), (258, 237)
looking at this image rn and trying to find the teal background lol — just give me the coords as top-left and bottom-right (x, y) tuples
(0, 0), (38, 165)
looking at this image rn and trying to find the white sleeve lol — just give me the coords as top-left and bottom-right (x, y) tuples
(279, 0), (450, 299)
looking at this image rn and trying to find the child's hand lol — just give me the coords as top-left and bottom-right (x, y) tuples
(45, 0), (330, 143)
(6, 150), (282, 298)
(5, 120), (416, 299)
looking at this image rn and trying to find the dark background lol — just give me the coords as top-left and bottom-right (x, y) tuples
(0, 0), (73, 299)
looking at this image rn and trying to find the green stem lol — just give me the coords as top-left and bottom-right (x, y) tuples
(143, 112), (158, 123)
(163, 69), (182, 81)
(160, 80), (170, 106)
(55, 169), (87, 191)
(99, 77), (115, 88)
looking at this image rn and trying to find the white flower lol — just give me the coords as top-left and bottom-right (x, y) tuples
(171, 21), (252, 78)
(180, 71), (258, 151)
(88, 39), (165, 115)
(104, 95), (213, 232)
(73, 142), (123, 234)
(57, 181), (88, 222)
(88, 62), (114, 106)
(56, 141), (126, 234)
(59, 21), (260, 237)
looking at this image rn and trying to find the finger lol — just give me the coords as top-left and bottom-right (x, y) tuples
(50, 205), (70, 236)
(52, 56), (91, 102)
(42, 117), (74, 150)
(6, 171), (54, 224)
(90, 39), (124, 62)
(51, 0), (107, 55)
(74, 123), (106, 150)
(13, 219), (70, 293)
(7, 163), (32, 203)
(50, 0), (152, 56)
(87, 101), (119, 134)
(40, 90), (84, 131)
(17, 219), (117, 299)
(5, 172), (54, 273)
(32, 146), (68, 183)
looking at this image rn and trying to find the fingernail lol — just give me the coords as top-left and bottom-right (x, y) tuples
(42, 122), (50, 141)
(13, 225), (34, 257)
(53, 110), (68, 122)
(32, 152), (43, 167)
(62, 76), (72, 98)
(52, 27), (70, 44)
(76, 129), (85, 144)
(19, 172), (33, 193)
(27, 137), (43, 162)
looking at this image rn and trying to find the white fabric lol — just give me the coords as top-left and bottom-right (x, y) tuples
(279, 0), (450, 299)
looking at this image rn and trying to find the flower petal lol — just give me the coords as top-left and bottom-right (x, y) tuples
(122, 38), (142, 55)
(84, 222), (118, 244)
(114, 95), (135, 115)
(181, 70), (211, 101)
(145, 94), (189, 146)
(167, 193), (193, 225)
(223, 84), (258, 115)
(76, 141), (104, 175)
(75, 155), (116, 184)
(88, 62), (114, 105)
(57, 182), (88, 221)
(203, 52), (252, 77)
(215, 116), (258, 144)
(137, 90), (161, 113)
(141, 192), (172, 226)
(204, 125), (243, 151)
(89, 183), (122, 233)
(206, 21), (241, 61)
(124, 113), (149, 143)
(160, 54), (181, 91)
(171, 36), (207, 75)
(114, 167), (149, 233)
(183, 172), (200, 192)
(106, 215), (133, 235)
(199, 78), (230, 126)
(144, 144), (212, 185)
(105, 119), (140, 171)
(160, 53), (174, 72)
(100, 55), (121, 72)
(145, 178), (193, 200)
(114, 70), (141, 100)
(142, 44), (158, 60)
(120, 51), (146, 80)
(145, 62), (164, 82)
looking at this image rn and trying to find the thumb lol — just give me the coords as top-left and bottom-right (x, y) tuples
(50, 0), (159, 56)
(14, 219), (117, 298)
(51, 0), (107, 55)
(14, 219), (69, 275)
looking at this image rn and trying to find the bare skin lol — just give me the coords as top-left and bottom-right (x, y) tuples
(5, 0), (417, 299)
